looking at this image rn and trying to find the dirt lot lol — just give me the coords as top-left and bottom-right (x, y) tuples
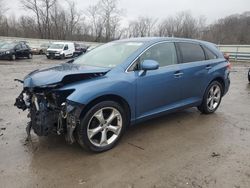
(0, 56), (249, 188)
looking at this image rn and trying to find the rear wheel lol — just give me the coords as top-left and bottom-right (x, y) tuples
(28, 53), (33, 59)
(10, 54), (16, 61)
(198, 81), (223, 114)
(76, 101), (127, 152)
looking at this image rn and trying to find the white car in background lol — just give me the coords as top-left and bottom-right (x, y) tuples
(46, 42), (75, 59)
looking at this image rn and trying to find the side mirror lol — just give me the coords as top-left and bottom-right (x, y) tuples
(141, 60), (159, 71)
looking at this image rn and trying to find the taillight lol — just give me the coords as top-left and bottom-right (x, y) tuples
(224, 53), (230, 61)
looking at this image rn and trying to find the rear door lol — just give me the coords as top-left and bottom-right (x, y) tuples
(14, 44), (22, 58)
(21, 43), (29, 57)
(176, 42), (216, 103)
(135, 42), (182, 119)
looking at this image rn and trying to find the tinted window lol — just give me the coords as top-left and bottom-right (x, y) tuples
(64, 44), (68, 50)
(139, 42), (177, 67)
(21, 43), (27, 49)
(178, 43), (205, 63)
(203, 46), (217, 60)
(15, 44), (21, 50)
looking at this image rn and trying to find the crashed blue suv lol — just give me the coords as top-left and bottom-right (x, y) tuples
(15, 38), (230, 152)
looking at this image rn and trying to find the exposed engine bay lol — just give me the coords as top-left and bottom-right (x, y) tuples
(14, 63), (108, 143)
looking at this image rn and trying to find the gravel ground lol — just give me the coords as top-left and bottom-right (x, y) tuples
(0, 56), (250, 188)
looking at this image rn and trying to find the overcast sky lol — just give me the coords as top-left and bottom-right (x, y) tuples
(5, 0), (250, 25)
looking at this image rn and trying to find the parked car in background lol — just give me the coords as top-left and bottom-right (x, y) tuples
(31, 43), (50, 55)
(46, 42), (75, 59)
(15, 37), (231, 152)
(74, 43), (88, 57)
(0, 41), (32, 60)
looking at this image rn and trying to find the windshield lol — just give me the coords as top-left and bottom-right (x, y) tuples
(49, 43), (64, 49)
(0, 43), (16, 49)
(74, 42), (143, 68)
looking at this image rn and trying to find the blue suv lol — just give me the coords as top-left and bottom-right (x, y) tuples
(15, 38), (230, 152)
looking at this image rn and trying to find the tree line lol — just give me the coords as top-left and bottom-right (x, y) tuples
(0, 0), (250, 44)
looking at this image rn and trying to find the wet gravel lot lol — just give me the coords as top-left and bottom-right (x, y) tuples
(0, 56), (250, 188)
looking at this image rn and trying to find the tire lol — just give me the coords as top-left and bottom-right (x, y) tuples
(61, 54), (65, 59)
(198, 81), (223, 114)
(10, 54), (16, 61)
(28, 53), (33, 59)
(76, 101), (127, 152)
(46, 56), (50, 59)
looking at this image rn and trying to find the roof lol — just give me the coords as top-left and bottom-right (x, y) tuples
(116, 37), (216, 46)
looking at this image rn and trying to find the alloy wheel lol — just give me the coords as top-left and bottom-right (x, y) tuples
(87, 107), (122, 147)
(207, 84), (221, 111)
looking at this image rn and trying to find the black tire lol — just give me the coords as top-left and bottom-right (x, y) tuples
(198, 81), (223, 114)
(27, 53), (33, 59)
(76, 101), (127, 152)
(9, 54), (16, 61)
(46, 56), (50, 59)
(61, 54), (65, 59)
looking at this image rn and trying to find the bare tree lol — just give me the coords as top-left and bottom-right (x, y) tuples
(20, 0), (44, 38)
(128, 17), (157, 37)
(65, 0), (81, 39)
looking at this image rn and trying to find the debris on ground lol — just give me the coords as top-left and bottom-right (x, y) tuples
(211, 152), (220, 157)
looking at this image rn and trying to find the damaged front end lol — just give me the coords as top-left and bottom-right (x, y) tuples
(15, 86), (83, 143)
(14, 63), (109, 143)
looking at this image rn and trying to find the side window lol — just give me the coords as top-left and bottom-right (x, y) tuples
(203, 46), (218, 60)
(139, 42), (177, 67)
(64, 45), (69, 50)
(21, 43), (27, 49)
(15, 44), (21, 50)
(178, 42), (206, 63)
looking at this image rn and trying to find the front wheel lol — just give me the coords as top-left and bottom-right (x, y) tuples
(198, 81), (223, 114)
(76, 101), (127, 152)
(61, 54), (65, 59)
(10, 54), (16, 61)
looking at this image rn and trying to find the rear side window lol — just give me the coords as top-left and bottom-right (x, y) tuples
(203, 46), (218, 60)
(21, 43), (28, 49)
(15, 44), (21, 50)
(139, 42), (178, 67)
(178, 42), (205, 63)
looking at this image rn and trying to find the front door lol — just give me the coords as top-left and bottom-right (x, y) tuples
(135, 42), (182, 119)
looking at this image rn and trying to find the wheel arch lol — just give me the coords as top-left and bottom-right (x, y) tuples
(79, 94), (131, 124)
(210, 77), (225, 95)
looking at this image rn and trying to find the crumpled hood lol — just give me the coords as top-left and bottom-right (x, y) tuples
(23, 63), (110, 88)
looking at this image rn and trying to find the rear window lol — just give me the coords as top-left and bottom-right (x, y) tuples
(203, 46), (218, 60)
(178, 42), (206, 63)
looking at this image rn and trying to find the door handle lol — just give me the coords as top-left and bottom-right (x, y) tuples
(174, 71), (184, 78)
(206, 65), (212, 70)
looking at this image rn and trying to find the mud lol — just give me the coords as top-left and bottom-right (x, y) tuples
(0, 56), (250, 188)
